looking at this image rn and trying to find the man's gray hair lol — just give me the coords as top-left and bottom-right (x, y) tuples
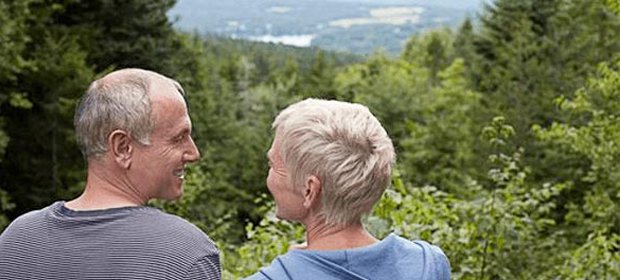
(273, 98), (395, 226)
(74, 68), (184, 158)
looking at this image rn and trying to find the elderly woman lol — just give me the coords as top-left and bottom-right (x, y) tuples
(246, 99), (450, 280)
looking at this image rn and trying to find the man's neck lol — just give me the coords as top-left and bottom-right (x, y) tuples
(303, 219), (378, 251)
(65, 164), (147, 211)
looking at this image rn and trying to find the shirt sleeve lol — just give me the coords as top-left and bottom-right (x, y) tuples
(431, 245), (451, 280)
(184, 254), (222, 280)
(243, 271), (270, 280)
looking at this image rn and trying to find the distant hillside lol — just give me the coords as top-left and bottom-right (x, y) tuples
(201, 35), (364, 72)
(169, 0), (483, 54)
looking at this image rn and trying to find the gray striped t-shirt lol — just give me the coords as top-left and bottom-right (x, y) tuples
(0, 201), (220, 280)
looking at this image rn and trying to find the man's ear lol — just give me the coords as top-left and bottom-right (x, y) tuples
(108, 130), (133, 169)
(303, 175), (321, 209)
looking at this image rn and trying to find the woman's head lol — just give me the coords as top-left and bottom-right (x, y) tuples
(269, 99), (395, 225)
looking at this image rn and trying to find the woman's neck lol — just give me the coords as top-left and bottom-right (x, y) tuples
(303, 220), (378, 250)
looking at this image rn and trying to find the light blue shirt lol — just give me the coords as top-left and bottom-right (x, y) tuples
(245, 233), (450, 280)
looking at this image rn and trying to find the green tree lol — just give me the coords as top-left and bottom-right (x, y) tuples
(335, 52), (430, 144)
(608, 0), (620, 14)
(399, 59), (483, 194)
(452, 18), (479, 87)
(1, 35), (94, 213)
(54, 0), (182, 73)
(475, 0), (563, 134)
(472, 0), (620, 188)
(536, 59), (620, 278)
(0, 0), (35, 229)
(302, 50), (338, 99)
(402, 29), (455, 86)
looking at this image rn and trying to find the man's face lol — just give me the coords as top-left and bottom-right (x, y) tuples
(266, 131), (306, 221)
(130, 81), (200, 201)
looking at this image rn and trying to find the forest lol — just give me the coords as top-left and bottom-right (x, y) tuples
(1, 0), (620, 279)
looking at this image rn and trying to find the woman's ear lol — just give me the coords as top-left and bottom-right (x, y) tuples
(108, 129), (133, 169)
(303, 175), (321, 209)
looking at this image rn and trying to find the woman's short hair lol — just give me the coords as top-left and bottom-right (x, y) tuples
(74, 68), (184, 158)
(273, 98), (395, 225)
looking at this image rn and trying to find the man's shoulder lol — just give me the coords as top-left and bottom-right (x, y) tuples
(1, 203), (58, 234)
(144, 209), (207, 236)
(138, 209), (218, 250)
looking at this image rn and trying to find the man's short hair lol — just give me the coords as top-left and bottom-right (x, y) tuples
(273, 98), (395, 225)
(74, 68), (184, 158)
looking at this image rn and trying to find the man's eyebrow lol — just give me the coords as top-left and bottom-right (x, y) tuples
(173, 128), (190, 138)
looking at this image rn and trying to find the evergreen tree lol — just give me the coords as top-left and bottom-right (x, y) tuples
(536, 58), (620, 279)
(452, 18), (478, 87)
(302, 50), (338, 99)
(0, 0), (35, 224)
(335, 52), (430, 145)
(400, 59), (483, 194)
(402, 29), (454, 86)
(53, 0), (181, 73)
(472, 0), (620, 185)
(1, 35), (94, 214)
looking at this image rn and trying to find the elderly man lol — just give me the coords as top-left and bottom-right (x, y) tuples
(0, 69), (220, 280)
(247, 99), (450, 280)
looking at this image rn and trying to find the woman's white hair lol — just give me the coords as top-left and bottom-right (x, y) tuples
(273, 98), (395, 225)
(74, 68), (184, 158)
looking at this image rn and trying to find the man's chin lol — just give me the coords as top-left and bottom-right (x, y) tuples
(170, 189), (184, 200)
(158, 187), (184, 201)
(274, 210), (289, 221)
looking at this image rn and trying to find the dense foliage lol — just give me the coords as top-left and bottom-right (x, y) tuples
(1, 0), (619, 279)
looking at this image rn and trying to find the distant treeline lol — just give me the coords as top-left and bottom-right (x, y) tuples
(1, 0), (619, 279)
